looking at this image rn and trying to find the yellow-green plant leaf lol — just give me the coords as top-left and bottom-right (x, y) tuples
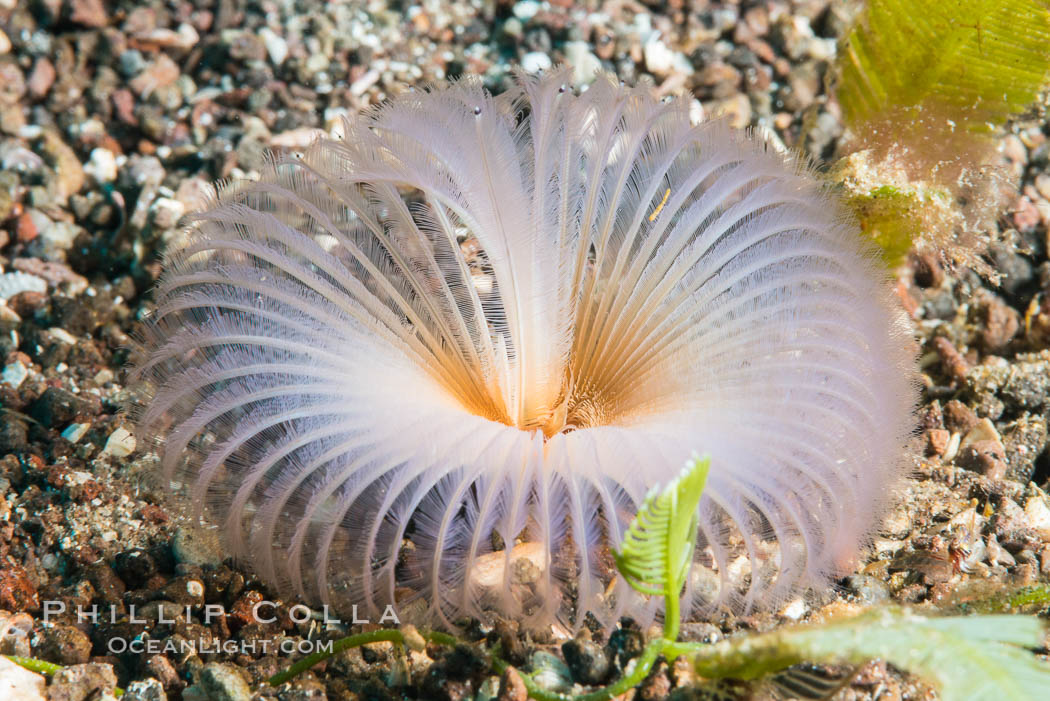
(686, 607), (1050, 701)
(613, 454), (710, 600)
(837, 0), (1050, 135)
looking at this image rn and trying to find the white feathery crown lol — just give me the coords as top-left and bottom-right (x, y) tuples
(131, 70), (915, 631)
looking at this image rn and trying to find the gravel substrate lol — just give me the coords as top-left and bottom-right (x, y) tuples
(2, 1), (1050, 699)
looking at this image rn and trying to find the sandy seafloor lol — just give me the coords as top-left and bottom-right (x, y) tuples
(2, 0), (1050, 699)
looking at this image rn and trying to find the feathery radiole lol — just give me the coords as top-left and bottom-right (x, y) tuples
(131, 70), (915, 631)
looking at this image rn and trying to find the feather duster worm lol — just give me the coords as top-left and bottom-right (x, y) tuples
(131, 71), (914, 631)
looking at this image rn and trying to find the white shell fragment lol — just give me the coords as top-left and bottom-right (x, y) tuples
(0, 271), (46, 300)
(103, 427), (137, 457)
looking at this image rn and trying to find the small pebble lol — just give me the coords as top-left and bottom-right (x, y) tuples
(150, 197), (186, 229)
(976, 293), (1020, 353)
(123, 678), (167, 701)
(943, 400), (978, 434)
(35, 220), (83, 260)
(844, 574), (890, 604)
(564, 42), (602, 84)
(521, 52), (552, 74)
(497, 667), (527, 701)
(61, 423), (90, 444)
(512, 1), (540, 20)
(1025, 496), (1050, 538)
(39, 131), (85, 200)
(643, 39), (675, 75)
(605, 626), (645, 672)
(0, 657), (45, 701)
(38, 624), (92, 666)
(1, 362), (29, 389)
(172, 525), (223, 567)
(130, 55), (181, 97)
(48, 663), (118, 701)
(197, 662), (252, 701)
(708, 93), (752, 129)
(156, 575), (206, 607)
(932, 336), (969, 384)
(259, 28), (288, 66)
(961, 417), (1003, 449)
(83, 562), (127, 604)
(925, 428), (950, 457)
(0, 562), (38, 611)
(562, 635), (610, 686)
(1035, 173), (1050, 201)
(778, 598), (807, 620)
(68, 0), (109, 28)
(27, 58), (56, 99)
(528, 651), (573, 694)
(145, 656), (178, 690)
(84, 148), (118, 184)
(0, 272), (47, 300)
(103, 427), (136, 457)
(957, 439), (1007, 480)
(48, 327), (78, 345)
(1014, 195), (1041, 232)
